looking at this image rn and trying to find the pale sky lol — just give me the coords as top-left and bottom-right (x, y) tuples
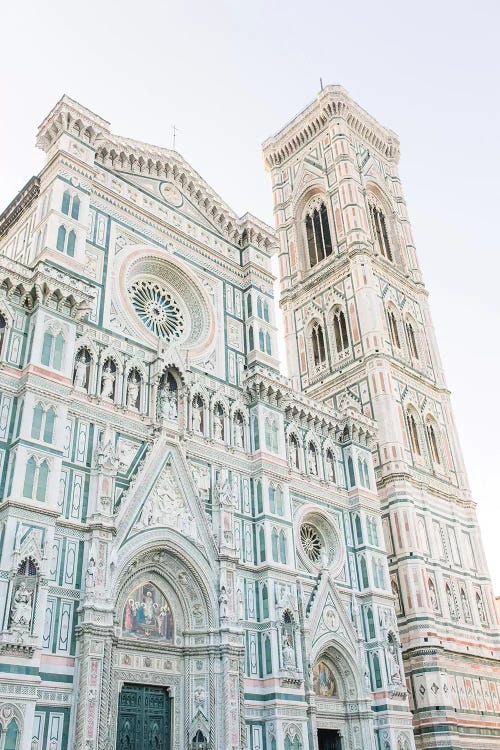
(1, 1), (499, 588)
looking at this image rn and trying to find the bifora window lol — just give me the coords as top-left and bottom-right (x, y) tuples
(305, 201), (333, 268)
(311, 322), (326, 366)
(369, 202), (393, 261)
(129, 279), (184, 341)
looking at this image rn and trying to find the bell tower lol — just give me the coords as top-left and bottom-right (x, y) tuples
(263, 86), (500, 749)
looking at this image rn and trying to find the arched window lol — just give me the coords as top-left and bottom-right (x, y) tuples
(37, 460), (49, 501)
(406, 410), (421, 455)
(305, 201), (333, 268)
(4, 718), (19, 750)
(43, 407), (56, 443)
(56, 224), (66, 252)
(347, 455), (355, 487)
(271, 420), (278, 452)
(358, 457), (365, 487)
(388, 309), (400, 348)
(31, 403), (44, 439)
(23, 456), (36, 498)
(61, 190), (71, 215)
(252, 414), (259, 450)
(360, 557), (369, 588)
(259, 527), (266, 562)
(41, 331), (54, 366)
(363, 460), (370, 489)
(369, 203), (393, 261)
(265, 331), (272, 355)
(269, 485), (276, 513)
(279, 531), (287, 564)
(258, 329), (265, 352)
(275, 486), (284, 515)
(355, 515), (363, 544)
(263, 300), (270, 322)
(263, 417), (272, 450)
(366, 607), (375, 639)
(247, 295), (252, 317)
(256, 481), (263, 514)
(372, 652), (383, 689)
(406, 321), (419, 359)
(71, 194), (80, 220)
(53, 332), (64, 370)
(271, 528), (279, 562)
(262, 584), (269, 618)
(257, 297), (263, 319)
(248, 325), (254, 350)
(311, 322), (326, 366)
(426, 421), (440, 464)
(67, 229), (76, 257)
(333, 309), (349, 353)
(264, 636), (272, 673)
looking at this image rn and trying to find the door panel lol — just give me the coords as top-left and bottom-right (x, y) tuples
(117, 684), (171, 750)
(318, 728), (342, 750)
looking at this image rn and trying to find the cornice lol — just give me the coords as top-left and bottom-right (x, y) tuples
(36, 95), (110, 150)
(35, 96), (277, 253)
(95, 135), (276, 252)
(0, 176), (40, 239)
(262, 85), (400, 169)
(0, 256), (95, 320)
(243, 366), (376, 442)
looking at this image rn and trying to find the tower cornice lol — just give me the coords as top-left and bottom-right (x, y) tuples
(262, 85), (400, 169)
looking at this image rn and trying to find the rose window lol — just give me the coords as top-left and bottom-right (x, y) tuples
(129, 280), (184, 341)
(297, 512), (343, 574)
(300, 522), (323, 563)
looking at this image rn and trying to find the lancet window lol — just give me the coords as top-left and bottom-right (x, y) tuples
(426, 421), (440, 464)
(369, 202), (393, 261)
(388, 309), (401, 349)
(406, 409), (421, 456)
(405, 320), (419, 359)
(304, 200), (333, 268)
(311, 322), (326, 367)
(333, 309), (349, 353)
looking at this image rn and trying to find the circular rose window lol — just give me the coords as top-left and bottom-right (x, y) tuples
(297, 511), (344, 574)
(300, 523), (323, 563)
(129, 279), (184, 341)
(113, 248), (216, 358)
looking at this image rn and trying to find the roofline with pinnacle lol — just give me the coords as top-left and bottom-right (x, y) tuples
(262, 85), (401, 169)
(35, 96), (277, 253)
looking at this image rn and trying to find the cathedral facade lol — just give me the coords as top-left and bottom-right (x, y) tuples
(0, 88), (497, 750)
